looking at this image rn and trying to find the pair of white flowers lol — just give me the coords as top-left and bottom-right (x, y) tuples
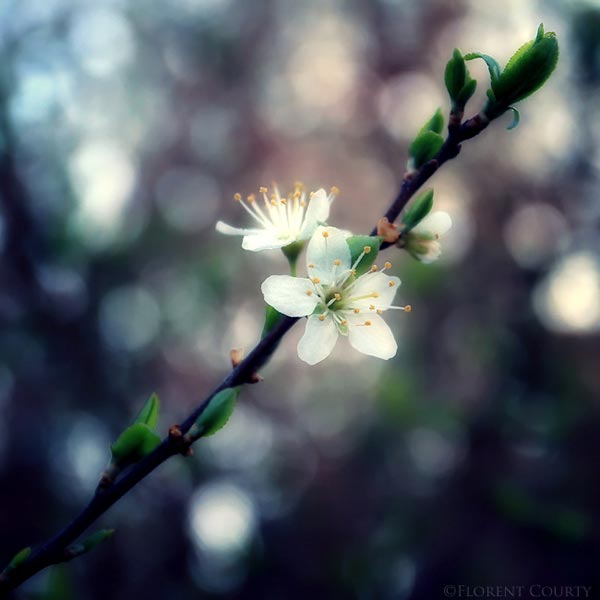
(216, 184), (451, 365)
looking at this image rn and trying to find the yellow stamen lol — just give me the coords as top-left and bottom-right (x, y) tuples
(247, 194), (256, 203)
(353, 308), (360, 314)
(281, 199), (287, 205)
(363, 246), (371, 254)
(259, 186), (267, 193)
(404, 304), (412, 312)
(334, 259), (341, 266)
(330, 186), (340, 195)
(384, 261), (392, 270)
(318, 314), (326, 321)
(364, 320), (372, 326)
(376, 309), (383, 315)
(372, 292), (380, 298)
(300, 200), (307, 207)
(271, 200), (278, 206)
(322, 230), (330, 238)
(306, 290), (313, 296)
(370, 265), (378, 272)
(341, 319), (348, 326)
(308, 263), (315, 268)
(312, 277), (320, 284)
(334, 293), (342, 301)
(233, 193), (242, 201)
(388, 281), (395, 287)
(369, 304), (375, 310)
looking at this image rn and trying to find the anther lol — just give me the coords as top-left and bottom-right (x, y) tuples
(312, 277), (320, 284)
(322, 230), (330, 238)
(259, 186), (268, 193)
(233, 193), (242, 201)
(330, 186), (340, 195)
(281, 199), (287, 205)
(388, 281), (395, 287)
(271, 200), (278, 206)
(318, 314), (326, 321)
(353, 308), (360, 314)
(369, 304), (375, 310)
(247, 194), (256, 203)
(308, 263), (315, 268)
(384, 262), (392, 270)
(377, 309), (383, 315)
(363, 246), (371, 254)
(306, 290), (313, 296)
(334, 293), (342, 301)
(364, 320), (372, 326)
(372, 292), (380, 298)
(404, 305), (412, 312)
(334, 259), (341, 266)
(370, 265), (378, 272)
(300, 200), (307, 207)
(341, 319), (348, 326)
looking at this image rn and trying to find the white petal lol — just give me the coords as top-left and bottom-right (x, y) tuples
(298, 189), (331, 240)
(305, 226), (351, 284)
(261, 275), (318, 317)
(216, 221), (263, 237)
(297, 314), (339, 365)
(242, 232), (291, 251)
(347, 313), (397, 360)
(411, 211), (452, 237)
(347, 271), (401, 309)
(416, 240), (442, 263)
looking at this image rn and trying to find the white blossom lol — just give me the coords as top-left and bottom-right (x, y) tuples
(261, 226), (410, 365)
(216, 184), (338, 252)
(405, 211), (452, 263)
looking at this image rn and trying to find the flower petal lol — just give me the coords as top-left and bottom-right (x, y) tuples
(347, 271), (401, 309)
(298, 189), (331, 240)
(297, 314), (339, 365)
(242, 232), (292, 251)
(216, 221), (263, 237)
(261, 275), (319, 317)
(347, 313), (397, 360)
(306, 226), (351, 284)
(411, 211), (452, 237)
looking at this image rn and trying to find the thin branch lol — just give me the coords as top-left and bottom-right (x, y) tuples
(0, 113), (491, 597)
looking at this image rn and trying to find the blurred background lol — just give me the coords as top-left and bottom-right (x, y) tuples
(1, 0), (599, 598)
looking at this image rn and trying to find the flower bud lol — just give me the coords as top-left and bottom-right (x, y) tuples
(403, 211), (452, 263)
(445, 48), (477, 111)
(401, 189), (434, 232)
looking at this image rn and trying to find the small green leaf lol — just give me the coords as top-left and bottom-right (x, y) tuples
(110, 423), (160, 464)
(195, 387), (240, 437)
(492, 24), (559, 106)
(465, 52), (502, 84)
(506, 106), (520, 130)
(409, 131), (444, 169)
(134, 393), (159, 429)
(262, 304), (282, 339)
(345, 235), (382, 276)
(445, 48), (467, 101)
(420, 108), (444, 135)
(8, 546), (31, 570)
(401, 189), (434, 231)
(82, 529), (115, 553)
(456, 78), (477, 106)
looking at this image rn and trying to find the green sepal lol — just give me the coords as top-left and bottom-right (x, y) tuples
(7, 546), (31, 571)
(506, 106), (520, 130)
(345, 235), (382, 276)
(194, 387), (240, 438)
(492, 23), (558, 106)
(401, 189), (434, 232)
(134, 393), (159, 429)
(262, 305), (282, 339)
(409, 131), (444, 169)
(110, 423), (161, 465)
(465, 52), (502, 85)
(281, 240), (304, 276)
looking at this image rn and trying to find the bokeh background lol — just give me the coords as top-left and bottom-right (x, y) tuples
(1, 0), (599, 598)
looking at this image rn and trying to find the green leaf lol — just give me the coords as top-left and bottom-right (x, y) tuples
(401, 189), (434, 231)
(262, 304), (282, 339)
(134, 393), (159, 429)
(492, 24), (559, 106)
(7, 546), (31, 570)
(456, 77), (477, 105)
(445, 48), (467, 100)
(110, 423), (160, 464)
(345, 235), (382, 276)
(420, 108), (444, 135)
(409, 130), (444, 169)
(82, 529), (115, 553)
(506, 106), (520, 130)
(195, 387), (240, 437)
(465, 52), (502, 84)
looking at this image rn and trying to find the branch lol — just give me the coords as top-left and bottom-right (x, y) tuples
(0, 114), (490, 597)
